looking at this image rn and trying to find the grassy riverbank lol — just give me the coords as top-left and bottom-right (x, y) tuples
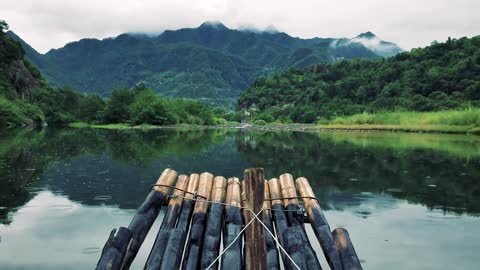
(67, 122), (241, 130)
(68, 108), (480, 135)
(317, 109), (480, 134)
(68, 122), (132, 129)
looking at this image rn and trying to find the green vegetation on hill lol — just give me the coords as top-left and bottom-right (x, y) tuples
(1, 20), (44, 126)
(8, 22), (401, 105)
(1, 20), (105, 127)
(238, 36), (480, 123)
(97, 83), (226, 126)
(1, 20), (230, 128)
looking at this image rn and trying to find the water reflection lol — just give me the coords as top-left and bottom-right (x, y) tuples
(0, 191), (160, 270)
(1, 128), (480, 221)
(0, 128), (480, 269)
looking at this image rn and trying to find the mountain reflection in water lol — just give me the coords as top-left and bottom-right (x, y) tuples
(1, 128), (479, 269)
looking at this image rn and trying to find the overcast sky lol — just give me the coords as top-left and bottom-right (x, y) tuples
(1, 0), (479, 53)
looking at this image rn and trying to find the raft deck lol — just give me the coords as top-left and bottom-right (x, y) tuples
(96, 168), (362, 270)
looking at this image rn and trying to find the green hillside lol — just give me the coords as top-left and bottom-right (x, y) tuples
(1, 20), (220, 128)
(8, 22), (402, 106)
(0, 20), (44, 127)
(238, 36), (480, 123)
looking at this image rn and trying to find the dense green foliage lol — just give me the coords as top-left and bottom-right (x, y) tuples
(239, 36), (480, 123)
(1, 21), (225, 127)
(0, 20), (44, 127)
(100, 84), (220, 126)
(1, 20), (106, 127)
(19, 82), (222, 127)
(8, 22), (401, 105)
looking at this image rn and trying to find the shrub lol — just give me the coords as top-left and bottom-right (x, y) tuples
(254, 119), (267, 125)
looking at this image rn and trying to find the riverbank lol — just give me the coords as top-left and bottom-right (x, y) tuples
(67, 121), (480, 135)
(314, 124), (480, 134)
(316, 109), (480, 135)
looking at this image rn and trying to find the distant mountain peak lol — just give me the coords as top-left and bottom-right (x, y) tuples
(356, 31), (376, 39)
(344, 31), (403, 57)
(199, 21), (228, 30)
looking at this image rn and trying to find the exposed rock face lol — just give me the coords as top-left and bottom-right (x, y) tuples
(8, 59), (39, 99)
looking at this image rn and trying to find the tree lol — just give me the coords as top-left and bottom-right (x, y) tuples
(130, 90), (175, 125)
(103, 87), (135, 123)
(0, 20), (8, 33)
(79, 94), (105, 122)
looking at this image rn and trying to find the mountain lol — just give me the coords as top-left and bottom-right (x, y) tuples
(0, 27), (44, 126)
(238, 36), (480, 123)
(9, 22), (403, 105)
(330, 31), (403, 57)
(1, 26), (103, 127)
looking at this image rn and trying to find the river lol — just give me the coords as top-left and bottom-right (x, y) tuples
(1, 128), (479, 269)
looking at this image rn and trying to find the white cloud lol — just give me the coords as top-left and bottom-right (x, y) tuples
(1, 0), (479, 53)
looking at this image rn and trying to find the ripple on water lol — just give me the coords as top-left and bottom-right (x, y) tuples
(110, 209), (136, 216)
(94, 195), (112, 201)
(426, 209), (462, 220)
(48, 204), (74, 212)
(82, 247), (100, 254)
(385, 188), (403, 193)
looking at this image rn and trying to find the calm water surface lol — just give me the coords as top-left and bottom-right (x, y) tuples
(1, 128), (480, 269)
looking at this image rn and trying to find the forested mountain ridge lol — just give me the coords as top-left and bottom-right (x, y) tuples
(0, 20), (224, 128)
(7, 21), (402, 105)
(0, 20), (45, 126)
(238, 36), (480, 123)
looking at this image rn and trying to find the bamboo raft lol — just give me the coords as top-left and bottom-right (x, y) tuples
(96, 168), (362, 270)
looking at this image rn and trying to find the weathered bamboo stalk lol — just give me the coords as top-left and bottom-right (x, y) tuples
(176, 174), (200, 230)
(296, 177), (343, 270)
(244, 168), (266, 270)
(144, 174), (189, 270)
(279, 173), (321, 270)
(240, 179), (248, 268)
(263, 181), (280, 270)
(270, 176), (307, 270)
(221, 177), (243, 270)
(96, 227), (132, 270)
(122, 169), (177, 269)
(240, 180), (248, 222)
(182, 172), (214, 270)
(332, 228), (363, 270)
(267, 178), (289, 264)
(159, 173), (200, 270)
(200, 176), (227, 269)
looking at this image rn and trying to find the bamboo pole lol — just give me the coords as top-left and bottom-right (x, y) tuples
(244, 168), (266, 270)
(159, 173), (200, 270)
(144, 174), (189, 270)
(270, 176), (306, 270)
(296, 177), (343, 270)
(332, 228), (363, 270)
(240, 180), (248, 222)
(240, 179), (248, 268)
(279, 173), (321, 270)
(96, 227), (132, 270)
(221, 177), (243, 270)
(200, 176), (227, 269)
(182, 172), (214, 270)
(122, 168), (177, 269)
(263, 181), (280, 270)
(269, 177), (309, 270)
(267, 178), (288, 257)
(176, 174), (200, 230)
